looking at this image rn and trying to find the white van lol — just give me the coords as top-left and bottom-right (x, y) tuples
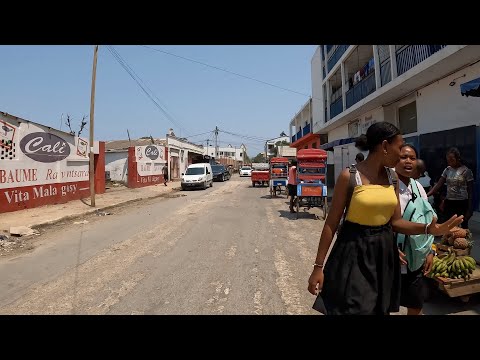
(181, 163), (213, 190)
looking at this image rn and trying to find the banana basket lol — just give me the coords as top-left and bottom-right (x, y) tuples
(431, 253), (480, 302)
(436, 243), (471, 256)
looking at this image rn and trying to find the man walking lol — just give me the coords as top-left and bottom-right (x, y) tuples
(163, 165), (168, 186)
(288, 161), (298, 213)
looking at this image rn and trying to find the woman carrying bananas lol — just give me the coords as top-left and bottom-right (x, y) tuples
(394, 144), (435, 315)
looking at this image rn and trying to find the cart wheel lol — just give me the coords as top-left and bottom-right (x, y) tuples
(460, 295), (470, 303)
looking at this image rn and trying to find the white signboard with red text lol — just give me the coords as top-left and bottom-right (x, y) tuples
(0, 116), (97, 213)
(127, 145), (166, 188)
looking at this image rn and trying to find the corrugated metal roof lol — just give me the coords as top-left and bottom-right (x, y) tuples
(105, 138), (166, 151)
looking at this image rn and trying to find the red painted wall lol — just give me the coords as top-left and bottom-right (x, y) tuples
(0, 181), (91, 213)
(0, 142), (106, 213)
(127, 147), (165, 188)
(94, 141), (106, 194)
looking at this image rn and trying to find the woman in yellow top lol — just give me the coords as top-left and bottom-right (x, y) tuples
(308, 122), (463, 315)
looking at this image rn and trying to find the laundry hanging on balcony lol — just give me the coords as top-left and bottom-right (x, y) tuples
(460, 77), (480, 97)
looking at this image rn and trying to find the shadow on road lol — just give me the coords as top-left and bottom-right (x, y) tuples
(422, 281), (480, 315)
(278, 209), (319, 220)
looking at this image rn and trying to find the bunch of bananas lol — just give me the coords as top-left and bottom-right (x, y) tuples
(429, 250), (476, 280)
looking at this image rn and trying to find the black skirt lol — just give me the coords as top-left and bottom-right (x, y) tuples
(400, 266), (427, 309)
(314, 220), (401, 315)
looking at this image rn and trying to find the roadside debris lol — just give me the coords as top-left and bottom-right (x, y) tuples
(9, 226), (40, 237)
(95, 210), (112, 216)
(73, 220), (89, 225)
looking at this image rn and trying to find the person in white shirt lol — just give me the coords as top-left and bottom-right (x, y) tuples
(416, 159), (430, 187)
(395, 144), (434, 315)
(415, 159), (434, 205)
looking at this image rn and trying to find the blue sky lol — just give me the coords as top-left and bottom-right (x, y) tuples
(0, 45), (316, 156)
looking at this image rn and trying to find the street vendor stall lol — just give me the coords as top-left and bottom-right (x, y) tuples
(429, 227), (480, 302)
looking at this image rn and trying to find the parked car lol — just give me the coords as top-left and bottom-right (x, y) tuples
(239, 166), (252, 177)
(212, 164), (231, 182)
(181, 163), (213, 190)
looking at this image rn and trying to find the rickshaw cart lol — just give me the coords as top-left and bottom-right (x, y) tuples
(251, 163), (270, 187)
(269, 157), (289, 197)
(295, 149), (328, 220)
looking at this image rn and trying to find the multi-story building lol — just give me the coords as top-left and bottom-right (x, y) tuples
(265, 135), (290, 159)
(289, 98), (326, 152)
(311, 45), (480, 208)
(203, 144), (246, 168)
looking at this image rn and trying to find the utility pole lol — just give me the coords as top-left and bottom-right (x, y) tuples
(214, 126), (219, 160)
(89, 45), (99, 207)
(206, 139), (210, 157)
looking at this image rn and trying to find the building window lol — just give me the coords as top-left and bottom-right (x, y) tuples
(398, 101), (417, 135)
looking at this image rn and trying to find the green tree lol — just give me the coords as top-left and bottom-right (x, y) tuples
(252, 152), (265, 163)
(272, 140), (290, 157)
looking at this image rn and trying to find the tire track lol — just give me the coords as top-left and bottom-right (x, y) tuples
(0, 181), (241, 315)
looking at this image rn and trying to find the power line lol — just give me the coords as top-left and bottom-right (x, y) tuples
(184, 130), (214, 139)
(139, 45), (315, 99)
(218, 128), (268, 142)
(106, 46), (190, 136)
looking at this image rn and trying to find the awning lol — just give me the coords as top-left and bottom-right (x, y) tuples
(461, 77), (480, 97)
(320, 137), (355, 151)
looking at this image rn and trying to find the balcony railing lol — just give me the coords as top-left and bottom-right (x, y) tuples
(296, 130), (302, 141)
(346, 71), (377, 109)
(330, 96), (343, 120)
(291, 135), (296, 143)
(303, 123), (311, 137)
(380, 59), (391, 86)
(396, 45), (447, 76)
(327, 45), (349, 73)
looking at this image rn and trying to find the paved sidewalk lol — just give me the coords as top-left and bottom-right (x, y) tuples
(0, 182), (179, 232)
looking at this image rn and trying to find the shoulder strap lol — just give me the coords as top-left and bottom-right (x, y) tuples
(343, 164), (357, 219)
(386, 167), (398, 189)
(410, 179), (421, 198)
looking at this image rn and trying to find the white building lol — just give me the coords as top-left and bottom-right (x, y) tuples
(311, 45), (480, 208)
(105, 138), (166, 183)
(203, 144), (246, 166)
(265, 134), (290, 158)
(167, 133), (204, 179)
(277, 145), (297, 159)
(105, 133), (204, 182)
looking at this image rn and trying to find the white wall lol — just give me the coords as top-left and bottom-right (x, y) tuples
(358, 106), (385, 134)
(333, 143), (359, 181)
(328, 123), (349, 142)
(204, 145), (244, 161)
(311, 46), (324, 133)
(417, 62), (480, 134)
(105, 152), (128, 182)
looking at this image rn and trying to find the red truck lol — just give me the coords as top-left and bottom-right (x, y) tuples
(251, 163), (269, 187)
